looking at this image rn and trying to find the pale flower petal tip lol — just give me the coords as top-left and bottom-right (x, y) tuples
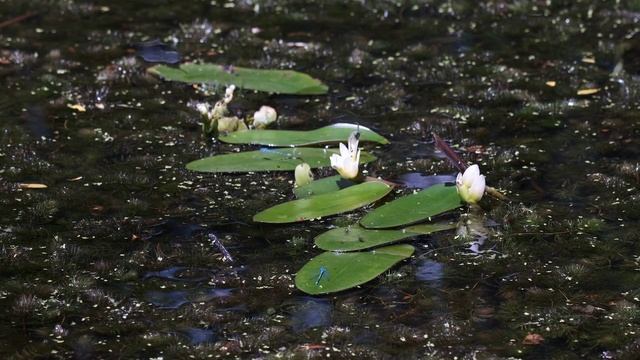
(456, 164), (486, 204)
(330, 153), (341, 169)
(461, 164), (480, 187)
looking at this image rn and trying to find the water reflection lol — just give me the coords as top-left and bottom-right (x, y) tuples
(145, 288), (232, 309)
(143, 266), (212, 282)
(180, 327), (217, 345)
(393, 173), (456, 189)
(415, 260), (445, 288)
(289, 297), (332, 333)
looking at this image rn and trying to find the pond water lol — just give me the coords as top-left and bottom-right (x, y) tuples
(1, 1), (639, 358)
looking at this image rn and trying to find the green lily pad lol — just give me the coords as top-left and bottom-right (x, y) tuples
(360, 184), (462, 229)
(295, 244), (415, 295)
(186, 147), (376, 173)
(314, 222), (456, 251)
(219, 123), (389, 146)
(254, 181), (392, 223)
(148, 63), (328, 95)
(293, 175), (355, 199)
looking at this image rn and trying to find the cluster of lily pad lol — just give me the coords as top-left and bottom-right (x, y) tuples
(150, 63), (487, 295)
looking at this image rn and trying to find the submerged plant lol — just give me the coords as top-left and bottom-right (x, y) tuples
(196, 86), (281, 134)
(196, 85), (243, 135)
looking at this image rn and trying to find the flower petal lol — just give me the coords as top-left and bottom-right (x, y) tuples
(330, 154), (341, 169)
(339, 143), (350, 157)
(462, 164), (480, 187)
(348, 131), (359, 152)
(468, 175), (486, 203)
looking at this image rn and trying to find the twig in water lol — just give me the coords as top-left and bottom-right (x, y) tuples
(0, 12), (36, 29)
(208, 233), (234, 263)
(432, 133), (468, 172)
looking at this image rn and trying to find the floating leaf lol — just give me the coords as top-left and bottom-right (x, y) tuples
(314, 223), (455, 251)
(254, 181), (392, 223)
(295, 244), (415, 295)
(360, 184), (462, 229)
(148, 63), (328, 95)
(294, 175), (355, 199)
(186, 147), (376, 173)
(219, 123), (389, 146)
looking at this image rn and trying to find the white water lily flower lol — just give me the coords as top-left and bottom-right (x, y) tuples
(294, 163), (314, 187)
(456, 164), (486, 204)
(253, 105), (277, 129)
(330, 131), (360, 180)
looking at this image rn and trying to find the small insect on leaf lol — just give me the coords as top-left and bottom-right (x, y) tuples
(315, 266), (328, 286)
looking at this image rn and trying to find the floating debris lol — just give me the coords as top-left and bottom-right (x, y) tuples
(522, 333), (544, 345)
(67, 103), (86, 112)
(18, 183), (47, 189)
(577, 88), (600, 95)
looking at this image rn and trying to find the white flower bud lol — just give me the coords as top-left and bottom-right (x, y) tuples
(455, 164), (486, 204)
(253, 105), (277, 129)
(294, 163), (314, 187)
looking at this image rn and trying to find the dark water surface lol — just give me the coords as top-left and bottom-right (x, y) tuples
(1, 1), (639, 358)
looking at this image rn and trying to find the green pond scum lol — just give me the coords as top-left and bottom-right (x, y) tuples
(1, 0), (640, 359)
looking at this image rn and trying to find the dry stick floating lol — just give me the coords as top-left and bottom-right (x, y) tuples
(433, 133), (468, 172)
(432, 133), (508, 201)
(0, 11), (36, 29)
